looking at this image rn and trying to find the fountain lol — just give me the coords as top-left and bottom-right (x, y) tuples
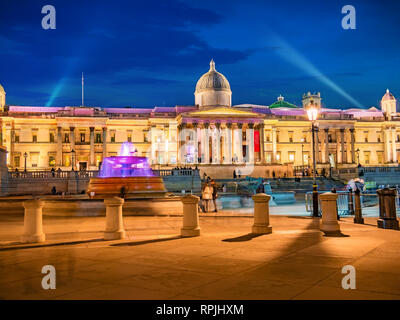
(87, 142), (167, 199)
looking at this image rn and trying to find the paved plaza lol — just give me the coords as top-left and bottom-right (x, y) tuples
(0, 211), (399, 300)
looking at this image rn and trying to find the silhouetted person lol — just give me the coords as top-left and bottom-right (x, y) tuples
(51, 186), (56, 195)
(233, 170), (237, 179)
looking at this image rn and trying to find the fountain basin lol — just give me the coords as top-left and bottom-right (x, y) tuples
(87, 176), (167, 199)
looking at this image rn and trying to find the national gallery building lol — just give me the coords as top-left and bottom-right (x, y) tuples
(0, 60), (399, 178)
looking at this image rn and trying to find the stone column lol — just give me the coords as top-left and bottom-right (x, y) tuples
(324, 129), (329, 164)
(340, 128), (345, 164)
(252, 193), (272, 234)
(247, 123), (255, 164)
(89, 127), (95, 166)
(104, 197), (126, 240)
(237, 123), (243, 163)
(204, 123), (210, 164)
(21, 199), (45, 243)
(150, 125), (157, 164)
(315, 127), (320, 163)
(272, 127), (277, 164)
(320, 192), (340, 234)
(259, 123), (265, 164)
(384, 128), (391, 163)
(70, 127), (75, 152)
(226, 123), (233, 164)
(102, 127), (107, 161)
(193, 123), (198, 164)
(350, 128), (355, 164)
(392, 127), (397, 163)
(56, 126), (62, 166)
(164, 125), (169, 164)
(181, 194), (200, 237)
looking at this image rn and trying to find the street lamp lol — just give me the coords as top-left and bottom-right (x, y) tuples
(23, 152), (28, 173)
(307, 106), (319, 217)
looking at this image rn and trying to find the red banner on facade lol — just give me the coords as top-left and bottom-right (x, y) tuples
(254, 130), (260, 152)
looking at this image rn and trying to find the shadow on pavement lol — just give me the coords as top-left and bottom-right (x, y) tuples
(222, 233), (265, 242)
(112, 235), (182, 247)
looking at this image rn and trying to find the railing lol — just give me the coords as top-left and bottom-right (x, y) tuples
(9, 169), (199, 179)
(360, 166), (400, 174)
(9, 170), (99, 179)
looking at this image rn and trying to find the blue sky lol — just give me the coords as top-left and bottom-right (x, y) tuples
(1, 0), (400, 108)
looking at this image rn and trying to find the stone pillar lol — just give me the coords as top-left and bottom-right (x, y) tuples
(247, 123), (255, 164)
(102, 127), (107, 161)
(181, 194), (200, 237)
(226, 123), (233, 164)
(214, 123), (221, 164)
(384, 128), (391, 163)
(377, 188), (399, 230)
(320, 192), (340, 233)
(315, 127), (320, 163)
(204, 123), (210, 164)
(354, 188), (364, 224)
(272, 127), (277, 164)
(350, 128), (355, 164)
(259, 123), (265, 164)
(192, 123), (198, 164)
(70, 127), (75, 152)
(237, 123), (243, 163)
(150, 125), (157, 165)
(392, 127), (397, 163)
(89, 127), (95, 166)
(104, 197), (126, 240)
(324, 128), (329, 164)
(21, 199), (45, 243)
(164, 125), (169, 165)
(252, 193), (272, 234)
(56, 126), (62, 166)
(340, 128), (345, 164)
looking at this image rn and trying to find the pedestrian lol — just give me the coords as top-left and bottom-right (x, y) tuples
(210, 180), (218, 213)
(233, 169), (237, 179)
(238, 169), (241, 179)
(272, 171), (276, 179)
(202, 182), (213, 212)
(51, 167), (55, 177)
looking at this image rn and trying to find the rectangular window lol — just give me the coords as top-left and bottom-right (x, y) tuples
(266, 153), (272, 164)
(14, 156), (20, 167)
(96, 154), (102, 167)
(64, 133), (70, 143)
(276, 132), (280, 143)
(288, 132), (293, 143)
(377, 131), (382, 143)
(288, 151), (295, 163)
(63, 154), (71, 167)
(364, 151), (370, 164)
(364, 131), (369, 143)
(110, 131), (116, 143)
(377, 151), (384, 164)
(32, 134), (37, 143)
(14, 133), (19, 143)
(49, 132), (55, 143)
(127, 132), (132, 142)
(80, 133), (86, 143)
(265, 132), (270, 142)
(95, 133), (102, 143)
(49, 155), (56, 167)
(276, 151), (281, 163)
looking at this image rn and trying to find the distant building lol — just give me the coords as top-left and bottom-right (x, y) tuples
(0, 60), (399, 176)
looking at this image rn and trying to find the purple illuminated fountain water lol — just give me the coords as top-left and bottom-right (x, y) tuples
(98, 142), (154, 178)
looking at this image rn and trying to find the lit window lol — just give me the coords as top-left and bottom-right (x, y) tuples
(49, 155), (56, 167)
(14, 156), (20, 167)
(288, 151), (295, 163)
(80, 133), (85, 143)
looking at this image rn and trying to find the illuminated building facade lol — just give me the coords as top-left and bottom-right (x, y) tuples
(0, 61), (399, 177)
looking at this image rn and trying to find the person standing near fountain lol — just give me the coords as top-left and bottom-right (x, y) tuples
(211, 179), (218, 213)
(202, 182), (213, 212)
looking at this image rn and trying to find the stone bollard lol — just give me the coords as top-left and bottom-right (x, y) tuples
(104, 197), (126, 240)
(377, 188), (399, 230)
(181, 194), (200, 237)
(354, 188), (364, 224)
(320, 192), (340, 234)
(251, 193), (272, 234)
(21, 199), (46, 243)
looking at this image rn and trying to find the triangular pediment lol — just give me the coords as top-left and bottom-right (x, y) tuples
(187, 107), (261, 117)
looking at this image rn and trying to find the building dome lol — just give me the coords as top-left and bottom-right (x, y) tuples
(382, 89), (395, 101)
(194, 60), (232, 108)
(0, 84), (5, 94)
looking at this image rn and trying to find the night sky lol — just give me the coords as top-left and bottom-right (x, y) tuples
(1, 0), (400, 109)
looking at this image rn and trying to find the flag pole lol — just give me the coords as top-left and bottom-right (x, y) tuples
(81, 72), (84, 107)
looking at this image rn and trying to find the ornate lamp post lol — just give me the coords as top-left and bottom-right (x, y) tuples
(356, 148), (360, 166)
(307, 106), (319, 217)
(24, 152), (28, 173)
